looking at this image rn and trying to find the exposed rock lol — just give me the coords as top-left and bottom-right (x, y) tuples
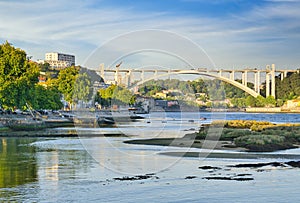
(236, 174), (252, 177)
(113, 174), (159, 181)
(229, 162), (286, 168)
(185, 176), (197, 179)
(203, 176), (253, 181)
(285, 161), (300, 168)
(199, 166), (221, 170)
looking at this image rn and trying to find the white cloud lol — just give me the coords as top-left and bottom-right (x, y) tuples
(0, 0), (299, 68)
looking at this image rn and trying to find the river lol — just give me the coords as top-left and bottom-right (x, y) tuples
(0, 112), (299, 202)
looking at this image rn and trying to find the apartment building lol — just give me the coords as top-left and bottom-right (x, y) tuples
(45, 52), (75, 68)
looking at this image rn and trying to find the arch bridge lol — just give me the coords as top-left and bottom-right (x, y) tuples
(98, 64), (299, 99)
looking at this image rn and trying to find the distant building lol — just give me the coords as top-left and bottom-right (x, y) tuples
(155, 99), (180, 111)
(286, 99), (300, 109)
(43, 52), (75, 69)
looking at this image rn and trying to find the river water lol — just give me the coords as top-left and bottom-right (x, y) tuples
(0, 112), (300, 202)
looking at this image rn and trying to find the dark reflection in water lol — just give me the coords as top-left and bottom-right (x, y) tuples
(0, 137), (95, 202)
(0, 138), (38, 191)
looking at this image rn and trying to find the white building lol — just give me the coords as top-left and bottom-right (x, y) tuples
(44, 52), (75, 68)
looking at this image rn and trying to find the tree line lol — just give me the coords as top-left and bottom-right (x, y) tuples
(0, 42), (101, 110)
(138, 72), (300, 108)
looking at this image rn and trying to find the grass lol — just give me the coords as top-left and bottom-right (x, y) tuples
(195, 120), (300, 152)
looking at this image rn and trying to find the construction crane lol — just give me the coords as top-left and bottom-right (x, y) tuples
(116, 61), (122, 68)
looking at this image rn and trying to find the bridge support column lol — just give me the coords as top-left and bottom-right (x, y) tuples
(244, 71), (248, 86)
(141, 71), (145, 83)
(242, 72), (245, 85)
(280, 72), (284, 81)
(266, 74), (270, 97)
(271, 64), (276, 98)
(254, 71), (260, 94)
(114, 69), (119, 85)
(230, 71), (235, 80)
(254, 72), (257, 92)
(125, 70), (132, 87)
(242, 71), (248, 86)
(100, 63), (105, 81)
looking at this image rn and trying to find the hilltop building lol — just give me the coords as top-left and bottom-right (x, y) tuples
(38, 52), (75, 69)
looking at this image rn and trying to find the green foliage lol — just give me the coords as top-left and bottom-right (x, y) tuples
(0, 42), (39, 109)
(96, 85), (136, 107)
(73, 73), (92, 102)
(28, 85), (63, 110)
(235, 134), (286, 146)
(276, 72), (300, 100)
(56, 66), (80, 104)
(138, 78), (256, 104)
(39, 62), (50, 72)
(206, 80), (226, 101)
(255, 95), (266, 107)
(245, 95), (256, 107)
(224, 79), (251, 98)
(265, 96), (276, 107)
(138, 79), (194, 96)
(197, 120), (300, 151)
(276, 99), (284, 107)
(230, 98), (246, 108)
(242, 95), (278, 107)
(189, 79), (207, 93)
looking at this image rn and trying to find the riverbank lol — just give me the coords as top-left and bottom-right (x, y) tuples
(0, 127), (128, 137)
(246, 107), (300, 113)
(124, 138), (247, 151)
(124, 120), (300, 152)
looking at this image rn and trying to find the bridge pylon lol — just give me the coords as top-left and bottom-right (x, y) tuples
(265, 64), (276, 99)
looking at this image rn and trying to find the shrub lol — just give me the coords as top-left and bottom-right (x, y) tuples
(234, 134), (294, 152)
(222, 120), (273, 129)
(235, 134), (285, 145)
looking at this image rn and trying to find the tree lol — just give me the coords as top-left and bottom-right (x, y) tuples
(96, 85), (136, 107)
(56, 66), (79, 107)
(231, 98), (246, 108)
(73, 73), (92, 103)
(245, 95), (256, 107)
(276, 72), (300, 100)
(39, 62), (50, 72)
(255, 96), (266, 107)
(28, 85), (63, 110)
(0, 42), (39, 109)
(265, 96), (276, 107)
(206, 80), (225, 101)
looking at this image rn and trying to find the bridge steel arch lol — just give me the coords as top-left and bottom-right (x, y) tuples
(131, 70), (260, 98)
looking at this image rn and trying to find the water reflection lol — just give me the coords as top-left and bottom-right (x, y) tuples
(0, 137), (95, 201)
(0, 138), (38, 188)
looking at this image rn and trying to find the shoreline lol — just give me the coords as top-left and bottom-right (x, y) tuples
(0, 127), (128, 137)
(124, 138), (300, 159)
(124, 138), (247, 152)
(160, 151), (300, 160)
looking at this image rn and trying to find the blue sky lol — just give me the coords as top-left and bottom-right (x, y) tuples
(0, 0), (300, 69)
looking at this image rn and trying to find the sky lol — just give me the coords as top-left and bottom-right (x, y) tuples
(1, 0), (300, 70)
